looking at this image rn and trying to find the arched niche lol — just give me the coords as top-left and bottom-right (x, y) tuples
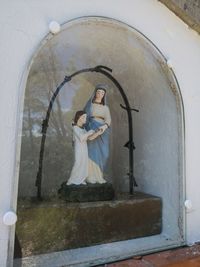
(14, 17), (185, 265)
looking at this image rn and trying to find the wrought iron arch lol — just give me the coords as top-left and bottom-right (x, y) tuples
(35, 65), (139, 199)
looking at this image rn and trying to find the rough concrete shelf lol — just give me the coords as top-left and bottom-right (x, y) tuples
(15, 192), (162, 258)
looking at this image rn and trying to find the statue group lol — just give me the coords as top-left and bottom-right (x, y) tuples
(67, 84), (111, 186)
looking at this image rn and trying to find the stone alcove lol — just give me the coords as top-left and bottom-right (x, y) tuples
(14, 17), (184, 266)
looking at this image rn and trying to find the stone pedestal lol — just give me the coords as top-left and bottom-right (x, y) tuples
(58, 182), (115, 202)
(15, 192), (162, 257)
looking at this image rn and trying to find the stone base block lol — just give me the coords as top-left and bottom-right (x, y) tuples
(15, 192), (162, 257)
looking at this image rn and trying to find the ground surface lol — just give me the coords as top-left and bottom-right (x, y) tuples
(105, 243), (200, 267)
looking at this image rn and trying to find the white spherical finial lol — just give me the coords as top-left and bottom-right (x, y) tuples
(49, 21), (61, 34)
(184, 200), (193, 212)
(3, 211), (17, 226)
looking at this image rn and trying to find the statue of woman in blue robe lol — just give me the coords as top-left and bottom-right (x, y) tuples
(84, 84), (111, 184)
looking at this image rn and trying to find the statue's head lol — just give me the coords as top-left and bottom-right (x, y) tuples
(93, 84), (108, 105)
(73, 110), (87, 126)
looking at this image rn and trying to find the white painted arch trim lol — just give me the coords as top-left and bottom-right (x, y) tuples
(13, 15), (186, 266)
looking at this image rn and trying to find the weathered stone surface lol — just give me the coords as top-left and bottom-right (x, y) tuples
(58, 182), (115, 202)
(159, 0), (200, 34)
(15, 192), (162, 257)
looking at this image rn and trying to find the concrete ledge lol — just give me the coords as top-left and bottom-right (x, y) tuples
(15, 192), (162, 257)
(159, 0), (200, 34)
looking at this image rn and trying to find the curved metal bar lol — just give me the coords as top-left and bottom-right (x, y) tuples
(35, 65), (137, 199)
(120, 104), (139, 113)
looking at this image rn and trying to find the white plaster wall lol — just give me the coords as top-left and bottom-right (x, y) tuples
(0, 0), (200, 266)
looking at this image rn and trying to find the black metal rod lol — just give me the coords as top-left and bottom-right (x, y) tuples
(120, 104), (139, 113)
(35, 78), (70, 199)
(35, 65), (137, 199)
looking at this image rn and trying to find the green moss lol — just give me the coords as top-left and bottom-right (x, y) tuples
(16, 202), (79, 256)
(16, 193), (162, 257)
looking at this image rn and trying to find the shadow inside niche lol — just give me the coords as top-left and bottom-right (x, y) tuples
(13, 233), (22, 266)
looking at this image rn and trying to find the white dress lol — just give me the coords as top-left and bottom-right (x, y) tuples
(67, 126), (94, 185)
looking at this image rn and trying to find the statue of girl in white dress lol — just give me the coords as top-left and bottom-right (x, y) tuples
(67, 111), (102, 185)
(84, 84), (111, 184)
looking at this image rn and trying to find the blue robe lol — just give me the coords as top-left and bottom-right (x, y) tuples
(84, 93), (110, 173)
